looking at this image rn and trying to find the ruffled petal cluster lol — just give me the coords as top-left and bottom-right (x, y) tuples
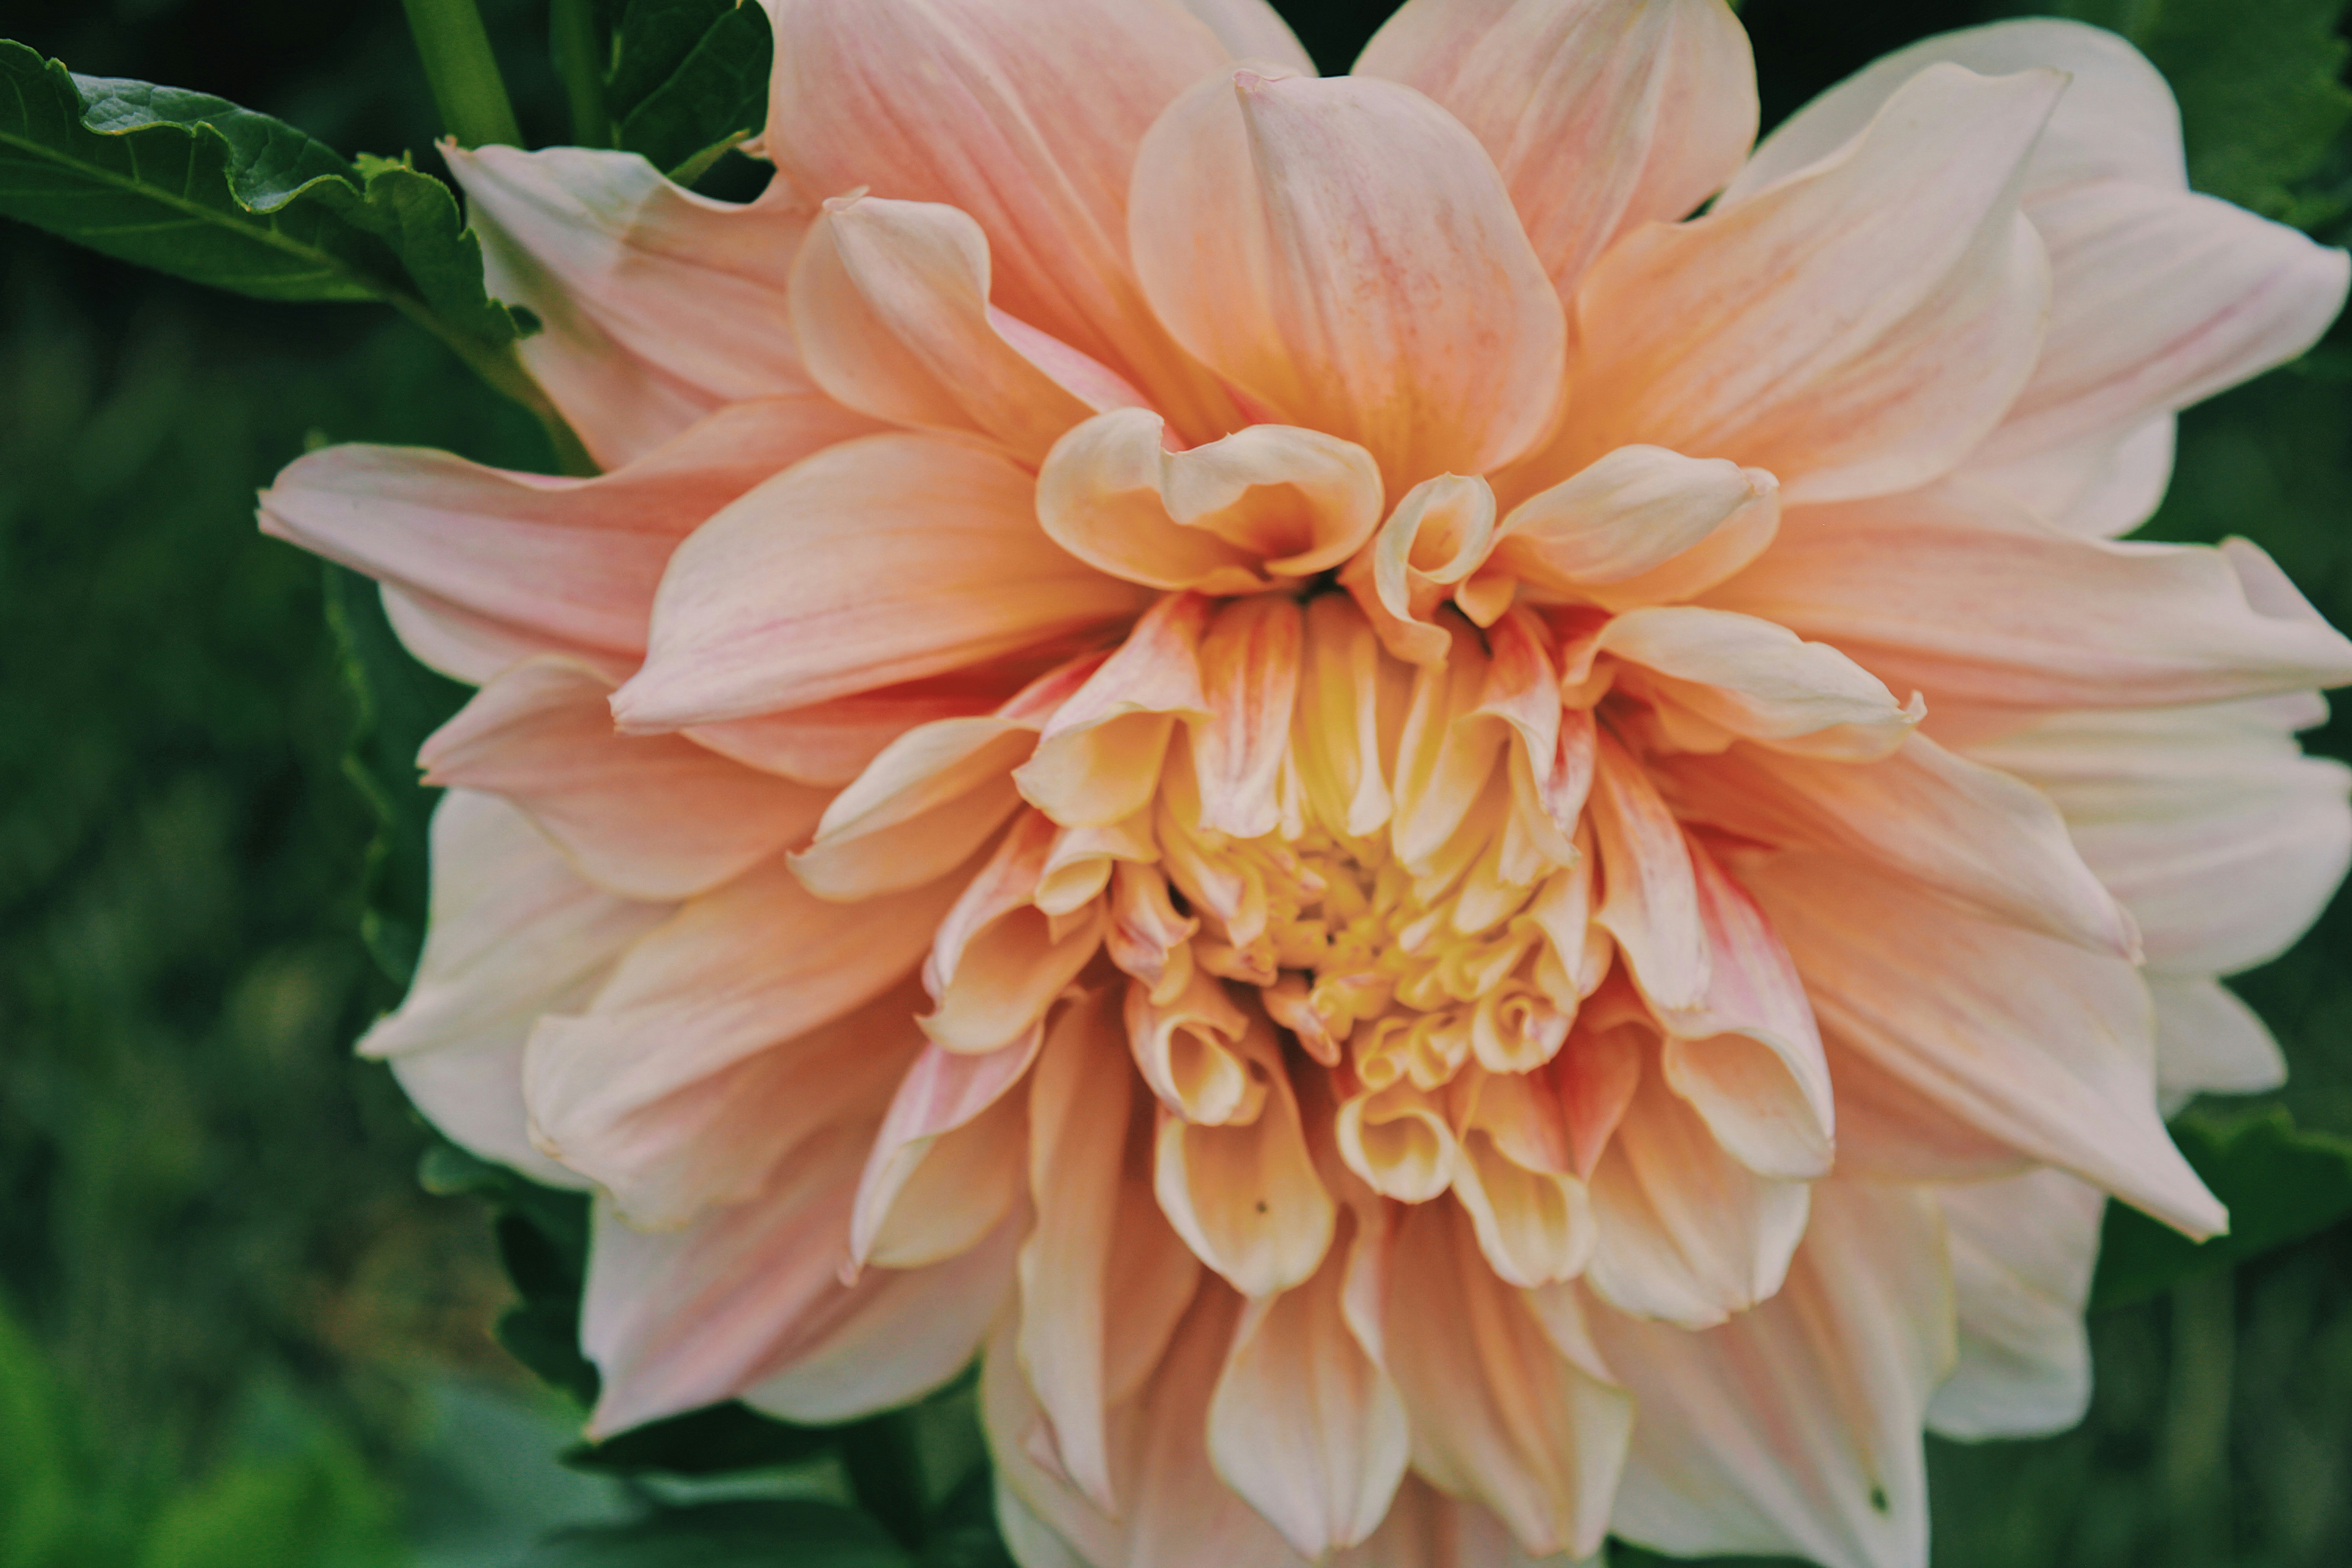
(261, 4), (2352, 1565)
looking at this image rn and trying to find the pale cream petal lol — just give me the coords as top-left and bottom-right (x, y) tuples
(1384, 1201), (1632, 1558)
(1714, 485), (2352, 716)
(420, 657), (829, 901)
(260, 397), (879, 669)
(2150, 975), (2287, 1112)
(1129, 68), (1566, 490)
(615, 433), (1148, 729)
(1450, 1076), (1597, 1288)
(1726, 17), (2183, 202)
(1926, 1167), (2104, 1441)
(1964, 695), (2352, 976)
(1824, 1034), (2031, 1185)
(1652, 733), (2136, 956)
(1192, 596), (1306, 839)
(1295, 593), (1415, 839)
(362, 790), (666, 1188)
(1584, 1052), (1811, 1328)
(1162, 0), (1313, 69)
(1589, 731), (1708, 1013)
(1017, 593), (1211, 827)
(1544, 63), (2058, 505)
(1595, 1179), (1953, 1568)
(445, 144), (818, 467)
(1599, 606), (1923, 762)
(1962, 413), (2174, 538)
(1039, 410), (1386, 592)
(763, 0), (1241, 435)
(923, 812), (1105, 1054)
(1359, 0), (1756, 300)
(1336, 1474), (1604, 1567)
(1154, 1046), (1337, 1297)
(1390, 621), (1508, 874)
(1751, 852), (2225, 1236)
(1207, 1218), (1411, 1557)
(790, 196), (1125, 465)
(1492, 446), (1776, 606)
(849, 1026), (1045, 1271)
(1342, 474), (1499, 666)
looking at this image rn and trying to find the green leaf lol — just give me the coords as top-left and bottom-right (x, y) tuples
(321, 563), (470, 985)
(0, 1305), (78, 1568)
(2091, 1109), (2352, 1309)
(604, 0), (774, 182)
(517, 1501), (911, 1567)
(564, 1401), (833, 1477)
(132, 1443), (402, 1568)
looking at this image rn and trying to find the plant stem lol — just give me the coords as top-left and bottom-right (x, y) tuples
(401, 0), (524, 148)
(550, 0), (612, 148)
(2163, 1267), (2236, 1566)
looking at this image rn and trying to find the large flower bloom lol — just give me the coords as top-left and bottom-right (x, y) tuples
(262, 4), (2352, 1564)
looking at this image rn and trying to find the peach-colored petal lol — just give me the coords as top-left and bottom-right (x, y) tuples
(615, 433), (1149, 729)
(361, 790), (664, 1189)
(1751, 852), (2224, 1236)
(260, 397), (880, 678)
(1384, 1201), (1631, 1558)
(1588, 731), (1707, 1012)
(2149, 975), (2287, 1111)
(1343, 474), (1499, 666)
(1925, 1166), (2103, 1441)
(1154, 1047), (1336, 1296)
(1654, 733), (2136, 957)
(1491, 446), (1776, 607)
(1163, 0), (1313, 69)
(1715, 486), (2352, 717)
(1129, 68), (1567, 490)
(1822, 1035), (2033, 1186)
(1207, 1214), (1411, 1557)
(1450, 1072), (1597, 1287)
(1017, 593), (1212, 826)
(762, 0), (1240, 435)
(420, 657), (829, 901)
(1655, 838), (1835, 1181)
(1294, 594), (1414, 838)
(444, 144), (818, 467)
(849, 1025), (1045, 1271)
(1359, 0), (1756, 301)
(1388, 622), (1509, 875)
(1472, 614), (1591, 873)
(1336, 1080), (1459, 1203)
(1583, 1052), (1811, 1328)
(1964, 695), (2352, 976)
(922, 811), (1106, 1054)
(1193, 596), (1306, 839)
(1040, 410), (1386, 592)
(1541, 62), (2058, 505)
(1725, 18), (2183, 203)
(790, 195), (1134, 465)
(1599, 606), (1923, 761)
(1593, 1178), (1952, 1568)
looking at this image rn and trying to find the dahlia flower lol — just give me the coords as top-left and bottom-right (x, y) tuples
(260, 2), (2352, 1563)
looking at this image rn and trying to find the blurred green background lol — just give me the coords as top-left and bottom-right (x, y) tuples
(2, 1), (2349, 1564)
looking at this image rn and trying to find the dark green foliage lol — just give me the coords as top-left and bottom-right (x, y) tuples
(604, 0), (775, 183)
(564, 1401), (835, 1478)
(518, 1501), (913, 1567)
(2094, 1114), (2352, 1309)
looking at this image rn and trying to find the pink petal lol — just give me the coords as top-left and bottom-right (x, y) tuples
(1384, 1201), (1632, 1558)
(361, 790), (665, 1188)
(793, 715), (1045, 901)
(260, 397), (880, 675)
(923, 811), (1106, 1054)
(444, 144), (818, 467)
(1129, 69), (1566, 491)
(1542, 62), (2059, 505)
(1926, 1166), (2103, 1441)
(1750, 852), (2225, 1236)
(1712, 485), (2352, 715)
(1359, 0), (1757, 301)
(614, 433), (1149, 729)
(791, 196), (1133, 465)
(1592, 1178), (1952, 1568)
(850, 1025), (1046, 1271)
(1171, 0), (1313, 69)
(420, 657), (829, 901)
(762, 0), (1242, 435)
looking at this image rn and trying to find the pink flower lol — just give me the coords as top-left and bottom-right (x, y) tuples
(260, 4), (2352, 1564)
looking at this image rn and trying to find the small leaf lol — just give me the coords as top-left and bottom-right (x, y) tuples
(2091, 1109), (2352, 1310)
(517, 1501), (912, 1567)
(565, 1401), (834, 1477)
(604, 0), (774, 181)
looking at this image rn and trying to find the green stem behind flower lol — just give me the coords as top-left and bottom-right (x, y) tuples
(401, 0), (524, 148)
(550, 0), (614, 149)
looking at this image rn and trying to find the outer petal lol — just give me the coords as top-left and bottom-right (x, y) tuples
(791, 196), (1134, 466)
(1539, 63), (2057, 505)
(614, 433), (1149, 729)
(1750, 852), (2224, 1237)
(1358, 0), (1756, 300)
(849, 1026), (1045, 1272)
(2151, 975), (2288, 1111)
(260, 397), (880, 680)
(1129, 69), (1567, 490)
(1926, 1166), (2104, 1441)
(420, 657), (830, 901)
(1384, 1201), (1632, 1558)
(1594, 1179), (1954, 1568)
(1964, 695), (2352, 976)
(445, 144), (816, 467)
(762, 0), (1240, 434)
(1713, 486), (2352, 719)
(1163, 0), (1313, 69)
(361, 791), (665, 1188)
